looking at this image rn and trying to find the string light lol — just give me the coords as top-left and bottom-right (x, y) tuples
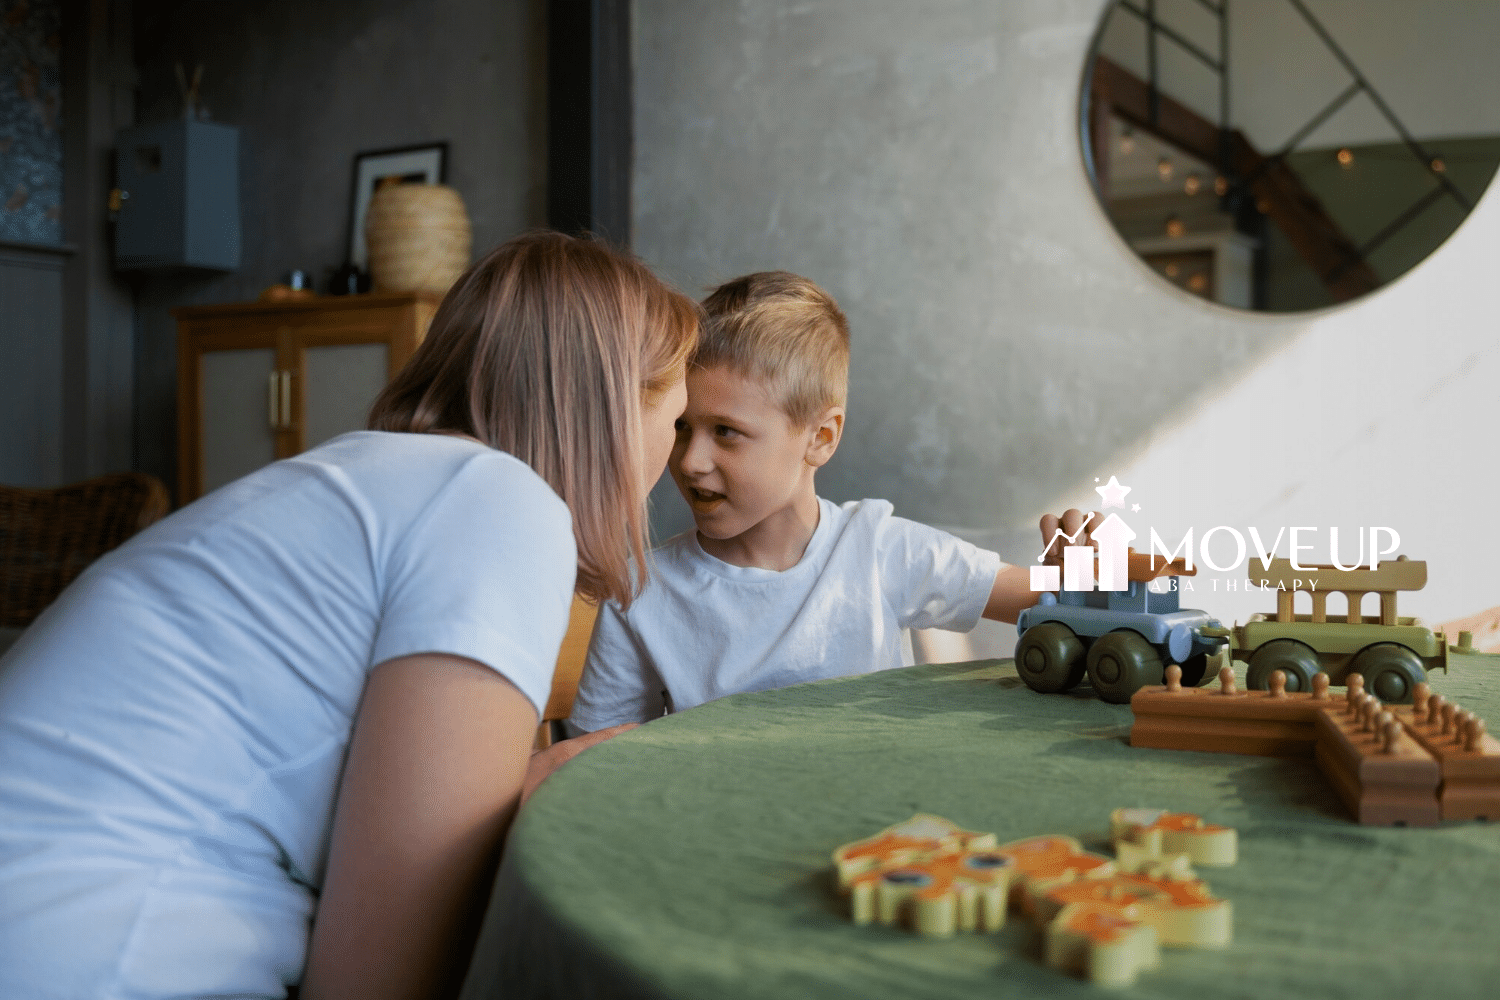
(1164, 216), (1186, 238)
(1157, 157), (1174, 181)
(1165, 263), (1181, 278)
(1431, 157), (1446, 173)
(1119, 127), (1136, 156)
(1187, 274), (1208, 293)
(1183, 174), (1202, 196)
(1336, 147), (1354, 167)
(1214, 175), (1228, 196)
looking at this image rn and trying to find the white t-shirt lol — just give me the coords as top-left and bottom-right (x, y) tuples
(0, 431), (575, 1000)
(568, 497), (1003, 731)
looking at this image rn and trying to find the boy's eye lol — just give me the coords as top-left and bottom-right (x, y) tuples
(673, 418), (689, 433)
(714, 424), (740, 439)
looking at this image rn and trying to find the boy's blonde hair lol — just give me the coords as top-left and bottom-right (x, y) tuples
(698, 271), (849, 427)
(369, 231), (699, 608)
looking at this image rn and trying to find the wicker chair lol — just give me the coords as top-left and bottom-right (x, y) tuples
(0, 472), (171, 629)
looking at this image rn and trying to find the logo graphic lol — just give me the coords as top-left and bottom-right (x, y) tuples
(1030, 476), (1401, 593)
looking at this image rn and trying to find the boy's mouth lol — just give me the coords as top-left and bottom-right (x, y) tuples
(687, 486), (726, 509)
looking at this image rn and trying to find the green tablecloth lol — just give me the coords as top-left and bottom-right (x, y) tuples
(461, 655), (1500, 1000)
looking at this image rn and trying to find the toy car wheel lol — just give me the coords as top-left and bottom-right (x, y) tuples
(1085, 630), (1163, 704)
(1014, 622), (1086, 694)
(1350, 643), (1425, 704)
(1176, 646), (1224, 688)
(1246, 639), (1321, 692)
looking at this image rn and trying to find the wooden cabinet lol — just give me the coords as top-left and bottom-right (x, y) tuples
(174, 293), (440, 503)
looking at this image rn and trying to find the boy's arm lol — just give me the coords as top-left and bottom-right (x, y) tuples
(566, 599), (667, 734)
(981, 563), (1039, 625)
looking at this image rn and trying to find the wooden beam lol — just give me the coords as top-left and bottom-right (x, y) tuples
(1090, 56), (1381, 302)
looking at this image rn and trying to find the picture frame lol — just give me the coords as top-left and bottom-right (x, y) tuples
(346, 141), (449, 270)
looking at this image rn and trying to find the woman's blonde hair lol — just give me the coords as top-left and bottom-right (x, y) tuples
(369, 231), (699, 607)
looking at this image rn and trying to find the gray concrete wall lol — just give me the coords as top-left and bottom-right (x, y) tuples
(130, 0), (545, 497)
(634, 0), (1500, 625)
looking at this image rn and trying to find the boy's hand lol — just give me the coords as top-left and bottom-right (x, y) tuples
(1038, 509), (1104, 565)
(522, 723), (636, 806)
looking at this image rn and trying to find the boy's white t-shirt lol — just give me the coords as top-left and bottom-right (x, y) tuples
(568, 497), (1004, 731)
(0, 431), (575, 999)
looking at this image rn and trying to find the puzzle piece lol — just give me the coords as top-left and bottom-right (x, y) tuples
(992, 834), (1116, 917)
(1110, 808), (1237, 867)
(1033, 868), (1232, 949)
(834, 814), (1013, 936)
(834, 813), (1232, 988)
(1045, 901), (1161, 988)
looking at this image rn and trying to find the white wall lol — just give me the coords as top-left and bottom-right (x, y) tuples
(634, 0), (1499, 630)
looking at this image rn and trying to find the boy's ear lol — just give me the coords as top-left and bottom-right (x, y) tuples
(804, 406), (845, 468)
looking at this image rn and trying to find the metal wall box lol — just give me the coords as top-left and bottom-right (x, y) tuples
(115, 120), (240, 272)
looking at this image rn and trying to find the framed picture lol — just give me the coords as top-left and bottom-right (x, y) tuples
(346, 142), (449, 269)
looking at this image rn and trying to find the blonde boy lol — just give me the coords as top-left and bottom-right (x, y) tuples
(568, 271), (1036, 732)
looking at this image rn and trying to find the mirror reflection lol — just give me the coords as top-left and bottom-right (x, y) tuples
(1082, 0), (1500, 312)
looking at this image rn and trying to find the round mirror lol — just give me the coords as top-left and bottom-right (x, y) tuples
(1081, 0), (1500, 311)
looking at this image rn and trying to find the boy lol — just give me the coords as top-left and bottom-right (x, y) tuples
(567, 271), (1039, 732)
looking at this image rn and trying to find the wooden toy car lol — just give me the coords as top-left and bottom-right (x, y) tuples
(1233, 556), (1447, 703)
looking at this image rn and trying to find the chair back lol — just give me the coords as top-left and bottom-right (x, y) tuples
(535, 595), (600, 748)
(0, 472), (171, 628)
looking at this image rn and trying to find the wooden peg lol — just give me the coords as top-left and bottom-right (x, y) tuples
(1345, 674), (1365, 712)
(1427, 693), (1447, 727)
(1453, 710), (1474, 745)
(1216, 666), (1237, 695)
(1164, 664), (1182, 693)
(1375, 710), (1393, 739)
(1465, 717), (1487, 752)
(1441, 703), (1458, 736)
(1380, 718), (1400, 753)
(1268, 670), (1287, 698)
(1312, 673), (1330, 700)
(1411, 682), (1430, 716)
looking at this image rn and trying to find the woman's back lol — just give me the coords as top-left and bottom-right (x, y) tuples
(0, 430), (575, 999)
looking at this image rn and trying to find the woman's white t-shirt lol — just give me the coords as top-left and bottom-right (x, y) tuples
(0, 431), (575, 1000)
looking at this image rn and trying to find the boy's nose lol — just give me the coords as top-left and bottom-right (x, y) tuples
(674, 430), (714, 475)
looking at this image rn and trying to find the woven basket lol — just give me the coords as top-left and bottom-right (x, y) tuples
(364, 183), (472, 295)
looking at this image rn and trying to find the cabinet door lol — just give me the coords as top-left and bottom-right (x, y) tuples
(200, 346), (281, 494)
(284, 302), (421, 453)
(301, 341), (390, 449)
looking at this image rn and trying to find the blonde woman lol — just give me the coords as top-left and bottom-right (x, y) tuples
(0, 232), (698, 1000)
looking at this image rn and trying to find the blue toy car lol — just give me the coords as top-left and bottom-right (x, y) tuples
(1015, 560), (1230, 704)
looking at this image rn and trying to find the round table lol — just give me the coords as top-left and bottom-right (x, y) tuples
(461, 654), (1500, 999)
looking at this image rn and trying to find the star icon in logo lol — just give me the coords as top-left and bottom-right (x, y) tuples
(1131, 502), (1141, 513)
(1095, 475), (1132, 509)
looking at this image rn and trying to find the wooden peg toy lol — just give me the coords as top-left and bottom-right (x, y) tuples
(1164, 664), (1182, 693)
(1346, 672), (1365, 706)
(1379, 718), (1400, 754)
(1453, 710), (1474, 744)
(1412, 682), (1430, 716)
(1465, 717), (1487, 752)
(1268, 670), (1287, 698)
(1427, 693), (1447, 727)
(1311, 673), (1331, 700)
(1215, 666), (1237, 696)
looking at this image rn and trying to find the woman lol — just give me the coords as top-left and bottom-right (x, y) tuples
(0, 232), (698, 999)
